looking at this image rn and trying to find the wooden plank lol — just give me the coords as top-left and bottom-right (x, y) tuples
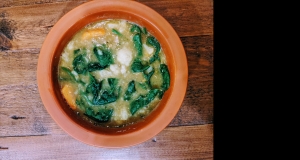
(0, 0), (212, 50)
(0, 124), (213, 160)
(0, 0), (88, 8)
(0, 1), (87, 50)
(0, 49), (39, 86)
(0, 83), (62, 137)
(170, 35), (213, 126)
(136, 0), (213, 36)
(0, 35), (212, 136)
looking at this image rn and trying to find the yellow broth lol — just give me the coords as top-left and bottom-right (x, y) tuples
(58, 19), (170, 128)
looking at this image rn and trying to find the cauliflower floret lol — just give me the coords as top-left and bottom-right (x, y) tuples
(117, 47), (132, 66)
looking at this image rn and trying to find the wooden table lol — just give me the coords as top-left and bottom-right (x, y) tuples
(0, 0), (213, 159)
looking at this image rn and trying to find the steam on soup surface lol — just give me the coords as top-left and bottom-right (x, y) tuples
(58, 19), (170, 128)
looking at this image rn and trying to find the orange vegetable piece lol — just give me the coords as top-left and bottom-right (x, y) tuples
(61, 84), (77, 110)
(82, 28), (106, 40)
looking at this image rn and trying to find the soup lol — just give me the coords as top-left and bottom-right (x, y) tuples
(58, 19), (170, 128)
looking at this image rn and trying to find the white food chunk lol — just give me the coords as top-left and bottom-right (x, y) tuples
(113, 106), (129, 121)
(109, 64), (120, 75)
(117, 47), (132, 66)
(107, 23), (118, 29)
(61, 53), (69, 62)
(120, 65), (126, 74)
(143, 44), (154, 55)
(71, 71), (79, 80)
(67, 41), (74, 50)
(119, 20), (127, 33)
(114, 36), (119, 44)
(138, 107), (147, 114)
(95, 70), (113, 79)
(100, 70), (113, 77)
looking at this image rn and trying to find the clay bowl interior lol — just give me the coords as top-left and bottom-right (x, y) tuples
(37, 0), (188, 148)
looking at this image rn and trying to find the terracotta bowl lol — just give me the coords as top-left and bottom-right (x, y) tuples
(37, 0), (188, 148)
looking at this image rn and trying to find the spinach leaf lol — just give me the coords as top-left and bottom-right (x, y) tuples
(107, 78), (119, 94)
(74, 48), (86, 55)
(93, 91), (118, 105)
(130, 24), (141, 33)
(92, 78), (120, 105)
(124, 80), (136, 101)
(73, 54), (88, 74)
(87, 62), (106, 72)
(108, 78), (118, 87)
(130, 24), (147, 35)
(76, 91), (113, 122)
(141, 27), (148, 35)
(143, 66), (154, 87)
(86, 74), (102, 98)
(129, 96), (144, 115)
(147, 36), (161, 63)
(112, 29), (122, 36)
(146, 89), (159, 103)
(133, 34), (143, 57)
(131, 58), (150, 72)
(76, 92), (94, 108)
(157, 90), (165, 99)
(160, 64), (170, 90)
(74, 49), (80, 55)
(84, 107), (113, 122)
(93, 45), (113, 68)
(86, 75), (118, 105)
(130, 89), (159, 115)
(138, 82), (149, 90)
(60, 67), (85, 85)
(59, 67), (76, 82)
(158, 64), (170, 99)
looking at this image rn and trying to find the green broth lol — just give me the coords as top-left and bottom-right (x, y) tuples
(58, 19), (170, 128)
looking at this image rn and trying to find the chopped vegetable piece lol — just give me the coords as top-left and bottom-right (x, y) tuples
(73, 54), (88, 74)
(158, 64), (170, 99)
(147, 36), (161, 63)
(130, 24), (141, 33)
(85, 107), (113, 122)
(112, 29), (122, 36)
(87, 62), (106, 72)
(93, 45), (114, 68)
(133, 34), (143, 57)
(124, 80), (136, 101)
(82, 28), (105, 40)
(131, 58), (149, 72)
(61, 84), (77, 110)
(130, 89), (159, 115)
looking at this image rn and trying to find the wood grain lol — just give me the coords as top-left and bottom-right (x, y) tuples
(0, 1), (86, 50)
(0, 124), (213, 160)
(136, 0), (213, 37)
(0, 0), (88, 8)
(0, 0), (212, 50)
(169, 35), (213, 126)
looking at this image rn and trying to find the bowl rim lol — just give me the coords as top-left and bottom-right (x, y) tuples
(37, 0), (188, 148)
